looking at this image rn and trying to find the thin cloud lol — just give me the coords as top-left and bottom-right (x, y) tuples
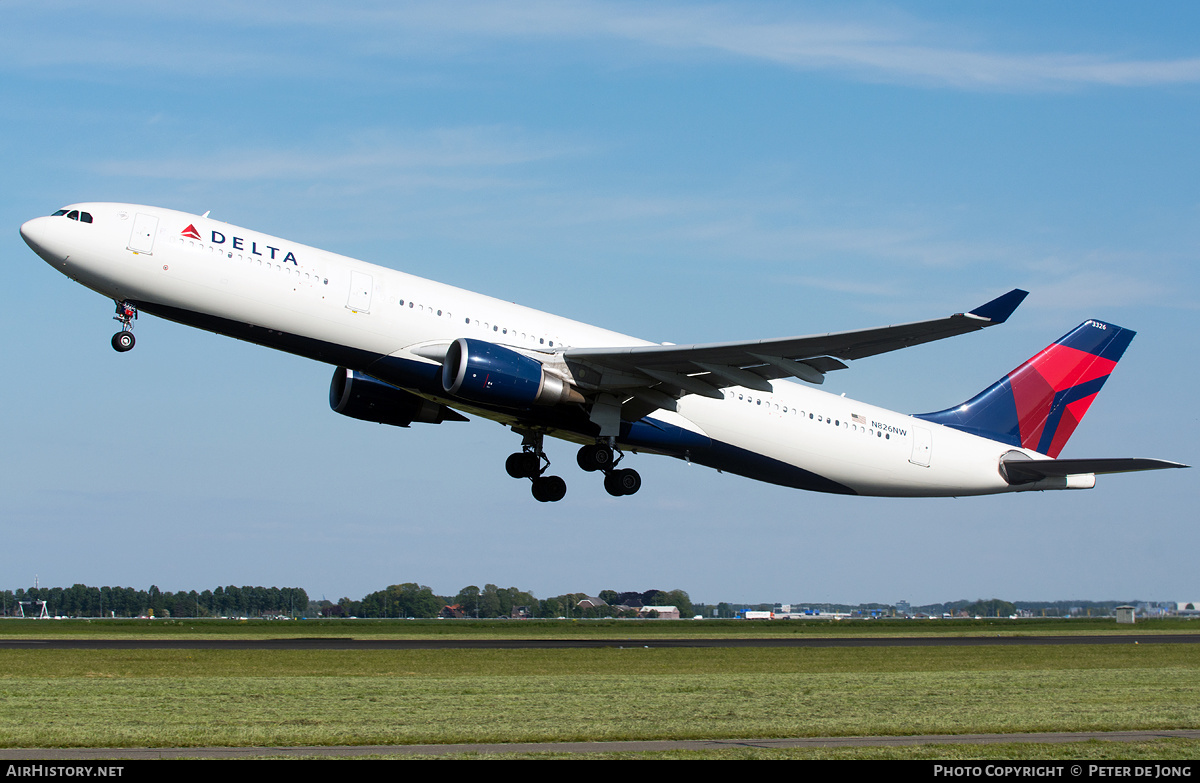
(88, 127), (589, 183)
(7, 2), (1199, 91)
(1023, 270), (1179, 311)
(323, 2), (1200, 91)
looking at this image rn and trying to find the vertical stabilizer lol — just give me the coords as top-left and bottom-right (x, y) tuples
(915, 321), (1135, 457)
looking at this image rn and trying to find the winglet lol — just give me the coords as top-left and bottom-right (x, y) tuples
(968, 289), (1028, 324)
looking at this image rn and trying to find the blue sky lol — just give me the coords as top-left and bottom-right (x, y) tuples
(2, 2), (1196, 607)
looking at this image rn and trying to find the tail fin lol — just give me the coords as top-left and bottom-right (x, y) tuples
(915, 320), (1135, 457)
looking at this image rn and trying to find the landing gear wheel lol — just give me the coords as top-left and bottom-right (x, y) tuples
(576, 443), (615, 472)
(508, 429), (568, 501)
(604, 468), (642, 497)
(506, 452), (540, 479)
(531, 475), (567, 503)
(111, 302), (138, 352)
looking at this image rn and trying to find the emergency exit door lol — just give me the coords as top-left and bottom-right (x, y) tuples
(346, 270), (373, 313)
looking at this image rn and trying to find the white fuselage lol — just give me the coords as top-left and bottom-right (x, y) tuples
(21, 202), (1049, 497)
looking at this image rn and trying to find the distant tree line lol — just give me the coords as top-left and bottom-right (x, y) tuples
(328, 584), (695, 619)
(0, 585), (308, 618)
(0, 583), (693, 620)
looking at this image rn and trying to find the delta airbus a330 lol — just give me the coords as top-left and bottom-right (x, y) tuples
(20, 203), (1184, 502)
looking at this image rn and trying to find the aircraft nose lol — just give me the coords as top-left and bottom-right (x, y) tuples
(20, 216), (61, 262)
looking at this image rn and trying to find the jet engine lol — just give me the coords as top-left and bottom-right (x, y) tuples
(441, 338), (583, 407)
(329, 367), (466, 427)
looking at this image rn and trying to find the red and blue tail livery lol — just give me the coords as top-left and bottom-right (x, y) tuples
(916, 320), (1134, 457)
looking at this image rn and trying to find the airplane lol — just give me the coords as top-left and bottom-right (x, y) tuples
(20, 202), (1186, 502)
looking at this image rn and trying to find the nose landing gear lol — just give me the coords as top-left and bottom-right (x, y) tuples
(111, 301), (138, 352)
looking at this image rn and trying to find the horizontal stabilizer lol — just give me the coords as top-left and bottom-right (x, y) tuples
(1001, 457), (1188, 485)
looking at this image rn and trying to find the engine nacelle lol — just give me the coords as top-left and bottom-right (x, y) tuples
(441, 338), (583, 407)
(329, 367), (465, 427)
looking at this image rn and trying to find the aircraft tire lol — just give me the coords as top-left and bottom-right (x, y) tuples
(576, 443), (614, 472)
(505, 452), (539, 479)
(112, 331), (135, 352)
(603, 468), (641, 497)
(532, 475), (566, 502)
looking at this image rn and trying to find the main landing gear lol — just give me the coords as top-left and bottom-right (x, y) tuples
(506, 434), (642, 502)
(577, 441), (642, 498)
(111, 301), (138, 352)
(505, 431), (567, 503)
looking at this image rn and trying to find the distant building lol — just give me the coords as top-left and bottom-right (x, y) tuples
(638, 605), (679, 619)
(1116, 606), (1136, 624)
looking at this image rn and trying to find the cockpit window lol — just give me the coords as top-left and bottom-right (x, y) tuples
(51, 209), (92, 223)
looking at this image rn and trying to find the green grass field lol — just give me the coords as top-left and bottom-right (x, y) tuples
(0, 636), (1197, 755)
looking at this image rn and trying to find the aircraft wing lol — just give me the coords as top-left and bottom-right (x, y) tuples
(562, 289), (1029, 405)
